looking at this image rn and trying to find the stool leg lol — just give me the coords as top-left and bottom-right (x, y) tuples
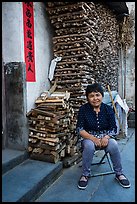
(92, 152), (106, 165)
(90, 151), (115, 177)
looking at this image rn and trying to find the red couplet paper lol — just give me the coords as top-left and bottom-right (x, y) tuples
(23, 2), (36, 82)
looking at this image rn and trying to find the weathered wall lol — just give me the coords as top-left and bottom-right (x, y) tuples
(4, 62), (28, 150)
(125, 2), (135, 109)
(2, 2), (53, 113)
(2, 2), (54, 149)
(2, 58), (7, 149)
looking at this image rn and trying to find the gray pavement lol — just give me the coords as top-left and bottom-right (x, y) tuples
(36, 128), (135, 202)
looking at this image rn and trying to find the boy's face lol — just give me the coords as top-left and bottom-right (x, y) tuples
(87, 92), (103, 107)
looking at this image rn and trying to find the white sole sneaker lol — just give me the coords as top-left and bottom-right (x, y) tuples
(77, 184), (88, 190)
(115, 177), (131, 188)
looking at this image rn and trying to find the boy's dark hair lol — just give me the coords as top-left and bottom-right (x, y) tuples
(86, 83), (104, 98)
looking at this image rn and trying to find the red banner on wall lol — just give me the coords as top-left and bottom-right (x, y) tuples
(23, 2), (36, 82)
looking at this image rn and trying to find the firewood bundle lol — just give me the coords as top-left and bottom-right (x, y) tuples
(27, 91), (80, 163)
(46, 2), (120, 134)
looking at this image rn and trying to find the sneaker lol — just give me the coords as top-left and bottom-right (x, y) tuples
(78, 175), (89, 190)
(115, 174), (131, 188)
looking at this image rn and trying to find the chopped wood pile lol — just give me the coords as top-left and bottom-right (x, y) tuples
(27, 2), (121, 166)
(93, 3), (120, 88)
(46, 2), (97, 131)
(45, 1), (120, 139)
(27, 91), (81, 164)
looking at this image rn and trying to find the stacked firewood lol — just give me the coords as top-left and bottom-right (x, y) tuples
(93, 3), (119, 88)
(27, 91), (81, 164)
(46, 2), (120, 135)
(46, 2), (97, 129)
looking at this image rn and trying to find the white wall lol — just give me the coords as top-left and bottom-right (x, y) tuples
(26, 2), (53, 112)
(2, 2), (53, 113)
(2, 2), (24, 62)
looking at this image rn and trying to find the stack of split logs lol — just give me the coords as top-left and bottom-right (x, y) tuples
(93, 3), (119, 88)
(46, 2), (97, 131)
(46, 2), (120, 137)
(27, 2), (120, 166)
(27, 91), (81, 164)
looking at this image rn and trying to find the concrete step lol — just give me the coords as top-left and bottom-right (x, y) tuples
(2, 148), (29, 174)
(2, 158), (63, 202)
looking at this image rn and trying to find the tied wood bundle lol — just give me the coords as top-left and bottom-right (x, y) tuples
(27, 91), (80, 164)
